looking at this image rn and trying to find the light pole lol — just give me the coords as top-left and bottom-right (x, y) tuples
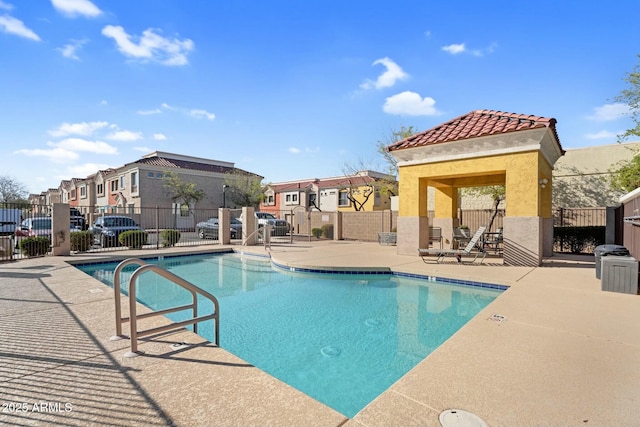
(222, 185), (228, 208)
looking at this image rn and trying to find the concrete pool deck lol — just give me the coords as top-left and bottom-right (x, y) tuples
(1, 240), (639, 426)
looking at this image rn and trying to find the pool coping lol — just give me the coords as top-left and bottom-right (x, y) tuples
(3, 242), (639, 427)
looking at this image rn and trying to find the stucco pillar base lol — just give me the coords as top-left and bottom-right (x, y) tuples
(396, 216), (429, 256)
(503, 216), (543, 266)
(219, 208), (230, 245)
(242, 207), (256, 245)
(52, 203), (70, 256)
(542, 217), (553, 257)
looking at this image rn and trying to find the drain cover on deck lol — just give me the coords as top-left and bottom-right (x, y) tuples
(439, 409), (487, 427)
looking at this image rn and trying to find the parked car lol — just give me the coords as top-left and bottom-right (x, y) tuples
(89, 215), (142, 247)
(70, 207), (87, 230)
(255, 212), (290, 236)
(196, 218), (243, 239)
(0, 208), (22, 236)
(14, 217), (52, 247)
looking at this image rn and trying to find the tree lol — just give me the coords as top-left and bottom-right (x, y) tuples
(609, 57), (640, 192)
(463, 185), (505, 231)
(0, 175), (28, 204)
(340, 162), (376, 212)
(162, 171), (205, 209)
(609, 151), (640, 193)
(375, 125), (415, 196)
(224, 169), (264, 208)
(615, 54), (640, 142)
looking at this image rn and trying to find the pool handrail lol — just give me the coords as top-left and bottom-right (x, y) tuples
(112, 258), (220, 357)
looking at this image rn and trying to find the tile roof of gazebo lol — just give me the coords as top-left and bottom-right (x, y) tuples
(387, 109), (562, 152)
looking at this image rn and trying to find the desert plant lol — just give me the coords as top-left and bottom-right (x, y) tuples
(70, 231), (92, 252)
(311, 228), (322, 238)
(118, 230), (148, 249)
(321, 224), (333, 239)
(19, 236), (50, 256)
(160, 229), (181, 247)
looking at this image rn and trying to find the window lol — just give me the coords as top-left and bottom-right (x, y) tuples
(80, 186), (86, 199)
(120, 176), (125, 189)
(131, 172), (138, 193)
(147, 171), (154, 178)
(338, 190), (350, 207)
(284, 192), (299, 206)
(374, 190), (381, 206)
(180, 204), (190, 217)
(96, 183), (104, 196)
(70, 189), (76, 200)
(308, 193), (317, 207)
(156, 172), (163, 179)
(110, 180), (118, 192)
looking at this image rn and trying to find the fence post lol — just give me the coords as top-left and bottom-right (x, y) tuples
(155, 206), (159, 250)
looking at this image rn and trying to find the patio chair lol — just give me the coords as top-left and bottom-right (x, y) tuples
(452, 227), (471, 249)
(428, 226), (443, 249)
(418, 226), (487, 264)
(483, 227), (503, 254)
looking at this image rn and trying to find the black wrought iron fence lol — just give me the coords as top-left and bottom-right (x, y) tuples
(553, 207), (606, 227)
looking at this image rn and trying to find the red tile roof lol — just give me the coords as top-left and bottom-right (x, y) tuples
(387, 109), (562, 152)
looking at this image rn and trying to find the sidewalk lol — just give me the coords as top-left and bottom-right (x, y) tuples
(1, 241), (639, 426)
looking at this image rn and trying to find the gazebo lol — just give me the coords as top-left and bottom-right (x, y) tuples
(387, 109), (564, 266)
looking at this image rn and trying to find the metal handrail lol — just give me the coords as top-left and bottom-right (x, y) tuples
(242, 224), (272, 250)
(112, 258), (220, 357)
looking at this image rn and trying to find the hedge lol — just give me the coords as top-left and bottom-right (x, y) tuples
(19, 236), (50, 257)
(70, 231), (93, 252)
(160, 229), (181, 247)
(553, 226), (605, 254)
(118, 230), (148, 249)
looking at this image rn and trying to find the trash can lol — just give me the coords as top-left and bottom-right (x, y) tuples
(601, 256), (639, 294)
(594, 244), (630, 279)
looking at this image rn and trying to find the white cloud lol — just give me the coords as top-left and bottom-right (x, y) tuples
(133, 146), (152, 152)
(383, 91), (440, 116)
(360, 57), (409, 90)
(101, 25), (194, 66)
(443, 42), (497, 57)
(138, 108), (162, 115)
(152, 133), (167, 140)
(442, 43), (465, 54)
(106, 130), (143, 141)
(0, 15), (40, 41)
(51, 0), (102, 18)
(14, 147), (78, 162)
(99, 99), (108, 105)
(190, 109), (215, 120)
(57, 38), (88, 60)
(161, 102), (174, 110)
(48, 121), (109, 137)
(585, 130), (623, 140)
(288, 147), (300, 154)
(50, 138), (118, 154)
(587, 103), (630, 121)
(0, 1), (13, 11)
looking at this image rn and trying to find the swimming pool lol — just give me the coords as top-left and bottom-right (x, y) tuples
(77, 252), (504, 418)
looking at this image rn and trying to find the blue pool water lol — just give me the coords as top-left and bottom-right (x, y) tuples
(76, 252), (504, 418)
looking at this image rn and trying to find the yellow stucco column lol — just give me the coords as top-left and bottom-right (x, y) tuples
(432, 185), (458, 249)
(396, 174), (429, 255)
(502, 152), (554, 265)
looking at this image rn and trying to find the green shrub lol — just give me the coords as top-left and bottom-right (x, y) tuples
(311, 228), (322, 238)
(554, 226), (605, 254)
(118, 230), (148, 248)
(160, 229), (181, 247)
(70, 231), (93, 252)
(321, 224), (333, 239)
(19, 236), (50, 256)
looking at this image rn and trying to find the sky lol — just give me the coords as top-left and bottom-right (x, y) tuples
(1, 0), (639, 195)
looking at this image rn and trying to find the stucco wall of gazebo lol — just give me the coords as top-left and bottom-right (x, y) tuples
(391, 126), (562, 266)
